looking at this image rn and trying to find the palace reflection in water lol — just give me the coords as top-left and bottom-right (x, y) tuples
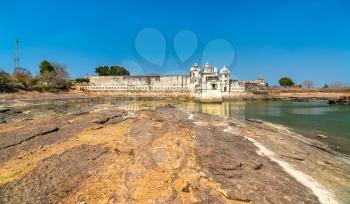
(180, 101), (269, 119)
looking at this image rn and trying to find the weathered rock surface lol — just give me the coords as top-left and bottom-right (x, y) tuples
(193, 115), (318, 203)
(0, 144), (109, 204)
(0, 108), (127, 164)
(0, 99), (349, 204)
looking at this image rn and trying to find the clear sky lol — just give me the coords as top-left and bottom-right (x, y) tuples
(1, 0), (350, 86)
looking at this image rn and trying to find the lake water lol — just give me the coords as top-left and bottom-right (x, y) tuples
(179, 101), (350, 155)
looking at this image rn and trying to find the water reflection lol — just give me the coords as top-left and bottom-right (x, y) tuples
(179, 101), (350, 154)
(180, 101), (269, 119)
(182, 102), (233, 117)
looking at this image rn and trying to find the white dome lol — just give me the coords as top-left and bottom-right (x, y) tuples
(204, 62), (211, 68)
(220, 66), (229, 74)
(190, 63), (200, 71)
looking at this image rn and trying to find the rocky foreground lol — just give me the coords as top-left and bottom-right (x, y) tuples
(0, 99), (349, 204)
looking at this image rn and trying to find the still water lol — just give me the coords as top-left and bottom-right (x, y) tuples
(180, 101), (350, 155)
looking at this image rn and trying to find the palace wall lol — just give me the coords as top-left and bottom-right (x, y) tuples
(88, 75), (191, 92)
(90, 75), (190, 87)
(81, 65), (267, 102)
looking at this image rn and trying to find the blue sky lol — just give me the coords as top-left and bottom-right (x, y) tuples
(0, 0), (350, 86)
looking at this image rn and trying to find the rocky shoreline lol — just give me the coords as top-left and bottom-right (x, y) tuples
(328, 96), (350, 105)
(1, 89), (350, 104)
(0, 97), (349, 203)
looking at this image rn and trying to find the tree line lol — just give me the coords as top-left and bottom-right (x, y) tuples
(0, 60), (70, 92)
(0, 63), (131, 93)
(278, 77), (348, 88)
(278, 77), (316, 88)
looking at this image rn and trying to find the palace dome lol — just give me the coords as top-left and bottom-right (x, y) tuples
(190, 63), (200, 71)
(220, 66), (229, 74)
(204, 62), (211, 68)
(203, 62), (213, 73)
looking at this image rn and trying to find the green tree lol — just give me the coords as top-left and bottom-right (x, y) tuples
(39, 60), (55, 74)
(95, 66), (109, 76)
(109, 66), (130, 75)
(95, 66), (130, 76)
(323, 84), (329, 88)
(279, 77), (294, 88)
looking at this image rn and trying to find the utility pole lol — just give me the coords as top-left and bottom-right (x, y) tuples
(13, 39), (20, 69)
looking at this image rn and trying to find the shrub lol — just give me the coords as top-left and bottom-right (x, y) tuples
(75, 78), (90, 83)
(12, 67), (32, 90)
(0, 70), (14, 92)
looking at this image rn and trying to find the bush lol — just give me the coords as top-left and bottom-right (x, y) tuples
(74, 78), (90, 83)
(28, 85), (65, 93)
(0, 70), (14, 92)
(12, 67), (32, 90)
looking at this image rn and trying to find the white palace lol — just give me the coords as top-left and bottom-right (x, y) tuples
(82, 62), (267, 102)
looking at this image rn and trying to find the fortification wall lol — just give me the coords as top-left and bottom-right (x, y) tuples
(150, 75), (190, 86)
(89, 75), (190, 87)
(90, 76), (125, 85)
